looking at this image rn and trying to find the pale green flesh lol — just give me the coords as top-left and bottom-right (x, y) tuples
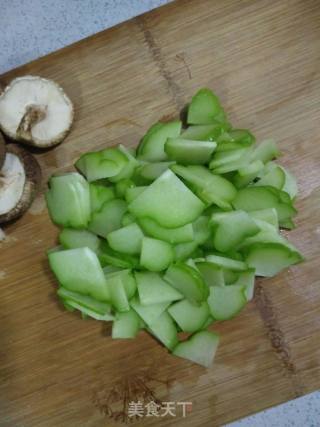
(244, 243), (303, 277)
(137, 121), (182, 162)
(59, 228), (100, 253)
(147, 311), (178, 350)
(129, 169), (205, 228)
(125, 186), (147, 203)
(49, 248), (110, 301)
(232, 186), (297, 224)
(168, 300), (210, 332)
(89, 184), (115, 212)
(205, 254), (247, 271)
(75, 147), (128, 182)
(107, 223), (144, 255)
(187, 88), (226, 124)
(135, 271), (183, 305)
(173, 331), (220, 368)
(88, 199), (127, 238)
(207, 285), (247, 320)
(64, 300), (114, 321)
(46, 173), (91, 228)
(137, 161), (176, 181)
(130, 297), (170, 326)
(171, 164), (237, 208)
(112, 309), (141, 339)
(196, 262), (225, 287)
(181, 123), (229, 141)
(140, 237), (174, 271)
(211, 210), (259, 252)
(57, 288), (111, 314)
(139, 217), (194, 244)
(106, 272), (130, 312)
(248, 208), (279, 229)
(165, 138), (217, 164)
(164, 263), (208, 304)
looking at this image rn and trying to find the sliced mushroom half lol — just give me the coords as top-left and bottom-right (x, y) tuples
(0, 76), (74, 148)
(0, 144), (41, 223)
(0, 132), (5, 170)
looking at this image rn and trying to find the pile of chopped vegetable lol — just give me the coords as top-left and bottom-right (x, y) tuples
(46, 88), (303, 368)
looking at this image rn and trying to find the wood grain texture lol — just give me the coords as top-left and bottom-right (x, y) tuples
(1, 0), (320, 425)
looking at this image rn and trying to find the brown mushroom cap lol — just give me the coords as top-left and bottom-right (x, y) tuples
(0, 144), (42, 223)
(0, 132), (5, 170)
(0, 76), (74, 148)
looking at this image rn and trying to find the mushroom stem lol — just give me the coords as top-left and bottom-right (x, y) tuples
(17, 104), (47, 140)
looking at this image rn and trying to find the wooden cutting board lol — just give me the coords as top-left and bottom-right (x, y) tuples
(1, 0), (319, 425)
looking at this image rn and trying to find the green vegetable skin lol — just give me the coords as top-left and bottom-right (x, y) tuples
(46, 87), (303, 368)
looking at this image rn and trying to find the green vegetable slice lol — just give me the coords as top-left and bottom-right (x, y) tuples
(231, 269), (256, 301)
(187, 88), (226, 124)
(232, 186), (297, 225)
(137, 121), (182, 162)
(196, 261), (225, 287)
(64, 300), (114, 321)
(250, 139), (280, 163)
(88, 199), (127, 238)
(147, 311), (178, 350)
(106, 271), (130, 312)
(98, 241), (139, 268)
(140, 237), (174, 272)
(164, 262), (209, 304)
(112, 309), (141, 339)
(254, 163), (285, 189)
(211, 210), (259, 252)
(115, 179), (135, 198)
(121, 270), (137, 300)
(168, 300), (210, 333)
(202, 315), (215, 329)
(181, 122), (230, 141)
(139, 217), (194, 244)
(209, 147), (253, 174)
(193, 216), (211, 245)
(243, 242), (303, 277)
(207, 285), (247, 320)
(59, 228), (100, 253)
(109, 144), (139, 183)
(248, 208), (279, 229)
(125, 186), (147, 203)
(280, 218), (296, 230)
(205, 254), (247, 271)
(171, 164), (236, 209)
(223, 269), (240, 285)
(129, 169), (205, 228)
(48, 248), (110, 301)
(233, 160), (264, 188)
(130, 296), (170, 326)
(165, 138), (217, 165)
(216, 129), (255, 152)
(75, 147), (127, 182)
(46, 173), (91, 228)
(107, 223), (144, 255)
(57, 288), (111, 314)
(121, 212), (136, 226)
(239, 219), (298, 253)
(90, 183), (115, 213)
(173, 331), (220, 368)
(136, 161), (176, 181)
(174, 241), (199, 261)
(135, 271), (183, 305)
(280, 166), (298, 199)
